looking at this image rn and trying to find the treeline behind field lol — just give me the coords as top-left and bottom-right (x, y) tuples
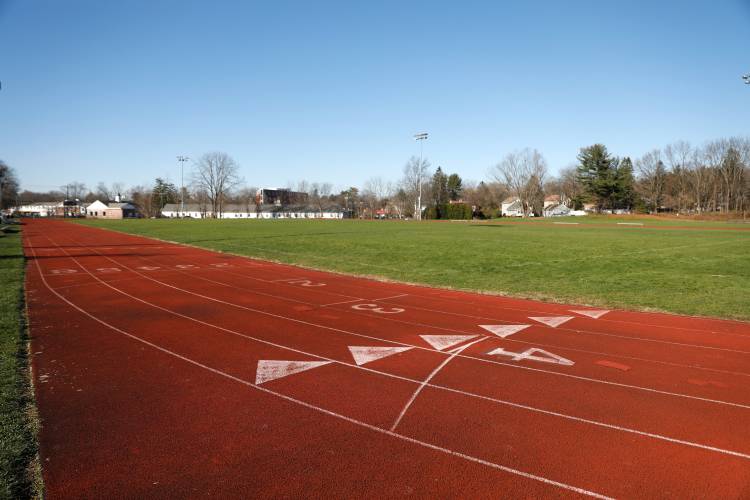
(4, 136), (749, 220)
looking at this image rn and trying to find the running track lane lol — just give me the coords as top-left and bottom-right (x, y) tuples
(24, 220), (750, 498)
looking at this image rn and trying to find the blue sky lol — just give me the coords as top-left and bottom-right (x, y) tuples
(2, 0), (749, 192)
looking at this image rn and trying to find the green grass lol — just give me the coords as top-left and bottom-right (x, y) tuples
(76, 217), (750, 320)
(0, 226), (41, 499)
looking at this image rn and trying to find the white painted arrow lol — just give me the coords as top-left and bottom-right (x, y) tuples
(570, 309), (610, 319)
(478, 324), (531, 338)
(529, 316), (574, 328)
(255, 360), (332, 385)
(348, 346), (413, 366)
(420, 335), (477, 351)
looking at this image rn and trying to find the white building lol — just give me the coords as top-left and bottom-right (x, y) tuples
(13, 202), (61, 217)
(501, 198), (524, 217)
(86, 199), (138, 219)
(160, 203), (344, 219)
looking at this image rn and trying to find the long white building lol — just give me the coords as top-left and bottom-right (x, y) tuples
(160, 203), (344, 219)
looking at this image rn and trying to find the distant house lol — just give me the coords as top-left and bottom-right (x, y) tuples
(86, 195), (138, 219)
(543, 202), (571, 217)
(543, 195), (561, 209)
(501, 197), (524, 217)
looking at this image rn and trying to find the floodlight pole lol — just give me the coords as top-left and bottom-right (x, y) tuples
(414, 132), (428, 220)
(177, 155), (189, 216)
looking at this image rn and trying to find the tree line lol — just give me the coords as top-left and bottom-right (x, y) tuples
(4, 136), (748, 219)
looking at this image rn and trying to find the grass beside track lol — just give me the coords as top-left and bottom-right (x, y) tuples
(77, 217), (750, 320)
(0, 225), (40, 499)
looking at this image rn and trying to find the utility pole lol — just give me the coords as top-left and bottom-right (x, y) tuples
(177, 155), (189, 216)
(413, 132), (428, 220)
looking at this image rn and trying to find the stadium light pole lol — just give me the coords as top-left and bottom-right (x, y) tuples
(414, 132), (428, 220)
(177, 155), (189, 216)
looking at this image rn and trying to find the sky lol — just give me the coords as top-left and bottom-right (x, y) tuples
(1, 0), (749, 193)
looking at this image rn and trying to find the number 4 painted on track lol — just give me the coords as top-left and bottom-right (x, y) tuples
(486, 347), (574, 366)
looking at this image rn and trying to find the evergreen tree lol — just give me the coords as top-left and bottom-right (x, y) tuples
(578, 144), (633, 211)
(431, 167), (449, 206)
(152, 178), (178, 211)
(614, 157), (636, 209)
(447, 173), (463, 201)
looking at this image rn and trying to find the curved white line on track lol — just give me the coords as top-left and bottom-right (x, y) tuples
(43, 232), (750, 409)
(125, 251), (750, 378)
(77, 222), (750, 337)
(33, 233), (750, 461)
(27, 240), (613, 500)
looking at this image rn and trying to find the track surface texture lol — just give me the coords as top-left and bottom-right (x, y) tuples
(24, 220), (750, 499)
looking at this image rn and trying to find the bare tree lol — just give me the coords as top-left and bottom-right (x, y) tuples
(401, 156), (431, 219)
(491, 148), (547, 216)
(0, 160), (20, 210)
(192, 152), (242, 218)
(664, 141), (693, 213)
(62, 182), (87, 200)
(236, 185), (259, 214)
(635, 149), (667, 213)
(362, 177), (389, 218)
(310, 182), (333, 215)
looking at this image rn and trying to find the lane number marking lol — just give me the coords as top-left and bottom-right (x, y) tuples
(50, 269), (77, 274)
(486, 347), (574, 366)
(286, 279), (326, 287)
(352, 303), (405, 314)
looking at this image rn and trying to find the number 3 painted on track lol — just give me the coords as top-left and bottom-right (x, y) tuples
(351, 303), (405, 314)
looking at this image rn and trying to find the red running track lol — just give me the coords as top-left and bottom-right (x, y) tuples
(23, 220), (750, 498)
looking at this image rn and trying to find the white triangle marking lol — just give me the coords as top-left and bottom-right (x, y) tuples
(479, 324), (531, 338)
(348, 346), (413, 366)
(529, 316), (575, 328)
(255, 360), (332, 385)
(570, 309), (610, 319)
(420, 335), (477, 351)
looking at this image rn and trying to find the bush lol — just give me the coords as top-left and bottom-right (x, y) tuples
(429, 203), (472, 220)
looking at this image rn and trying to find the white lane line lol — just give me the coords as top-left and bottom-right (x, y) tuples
(320, 298), (366, 307)
(136, 242), (750, 339)
(375, 293), (409, 301)
(159, 252), (750, 348)
(28, 249), (610, 499)
(36, 236), (750, 460)
(49, 235), (750, 409)
(142, 254), (750, 377)
(391, 337), (487, 432)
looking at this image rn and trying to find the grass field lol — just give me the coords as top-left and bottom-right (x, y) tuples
(0, 226), (40, 500)
(77, 217), (750, 320)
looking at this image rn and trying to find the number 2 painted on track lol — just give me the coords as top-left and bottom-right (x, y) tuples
(351, 303), (405, 314)
(287, 279), (326, 287)
(487, 347), (574, 366)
